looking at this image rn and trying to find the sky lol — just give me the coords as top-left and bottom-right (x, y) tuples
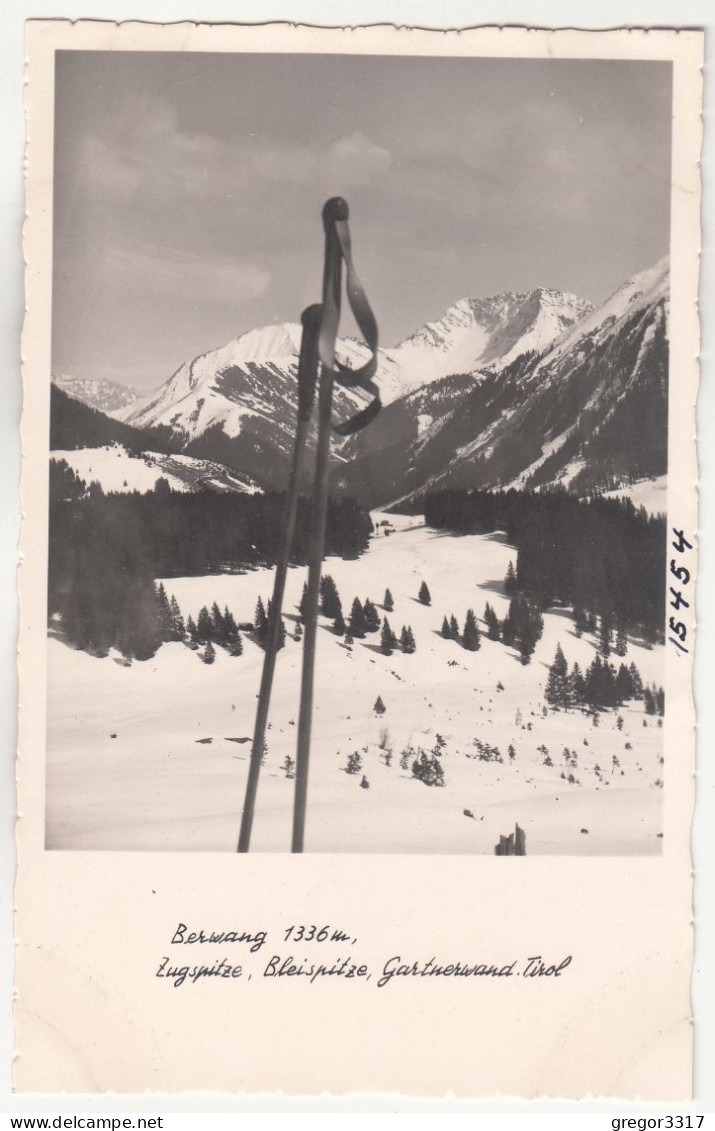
(52, 51), (672, 392)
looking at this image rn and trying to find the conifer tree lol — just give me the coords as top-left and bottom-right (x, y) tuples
(573, 604), (587, 638)
(629, 662), (644, 699)
(449, 614), (460, 641)
(334, 607), (346, 636)
(599, 615), (612, 658)
(294, 621), (303, 642)
(615, 663), (633, 703)
(320, 575), (342, 619)
(348, 597), (367, 639)
(462, 608), (481, 651)
(197, 605), (212, 644)
(400, 625), (416, 654)
(381, 617), (397, 655)
(168, 594), (185, 641)
(383, 588), (394, 612)
(255, 597), (267, 633)
(363, 598), (381, 633)
(374, 695), (386, 715)
(298, 583), (309, 623)
(418, 581), (431, 606)
(185, 614), (199, 647)
(545, 644), (569, 708)
(615, 622), (628, 657)
(223, 607), (243, 656)
(155, 583), (175, 642)
(504, 560), (518, 597)
(570, 661), (586, 706)
(441, 615), (451, 639)
(211, 601), (225, 645)
(484, 602), (500, 641)
(203, 639), (216, 665)
(644, 687), (656, 715)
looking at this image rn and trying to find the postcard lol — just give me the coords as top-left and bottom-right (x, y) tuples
(16, 20), (702, 1097)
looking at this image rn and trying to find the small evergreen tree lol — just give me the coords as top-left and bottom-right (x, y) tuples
(277, 616), (287, 651)
(294, 621), (303, 642)
(197, 605), (212, 644)
(211, 601), (225, 645)
(449, 614), (460, 641)
(254, 597), (267, 635)
(418, 581), (431, 606)
(345, 751), (362, 775)
(573, 604), (587, 638)
(462, 608), (481, 651)
(374, 695), (386, 715)
(484, 602), (500, 641)
(570, 661), (586, 706)
(656, 686), (665, 716)
(169, 594), (185, 641)
(348, 597), (367, 639)
(629, 662), (644, 699)
(224, 607), (243, 656)
(334, 607), (346, 635)
(545, 644), (569, 708)
(599, 614), (612, 658)
(203, 639), (216, 665)
(441, 615), (451, 639)
(380, 617), (397, 655)
(298, 582), (309, 623)
(400, 625), (416, 654)
(383, 588), (394, 611)
(504, 561), (518, 597)
(363, 598), (381, 633)
(615, 621), (628, 657)
(320, 575), (342, 619)
(185, 614), (199, 648)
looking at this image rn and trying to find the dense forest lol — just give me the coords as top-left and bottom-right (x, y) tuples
(48, 460), (373, 658)
(422, 487), (665, 643)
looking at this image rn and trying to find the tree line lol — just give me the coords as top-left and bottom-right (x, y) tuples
(422, 487), (665, 642)
(48, 461), (373, 659)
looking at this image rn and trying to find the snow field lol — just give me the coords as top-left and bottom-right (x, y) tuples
(51, 446), (259, 495)
(46, 513), (665, 854)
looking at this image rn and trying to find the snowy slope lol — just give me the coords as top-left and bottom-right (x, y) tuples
(51, 445), (261, 494)
(47, 513), (665, 855)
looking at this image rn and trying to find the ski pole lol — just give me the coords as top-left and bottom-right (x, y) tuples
(291, 200), (346, 853)
(237, 303), (322, 853)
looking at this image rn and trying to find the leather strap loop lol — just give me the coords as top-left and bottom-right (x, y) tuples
(318, 198), (381, 435)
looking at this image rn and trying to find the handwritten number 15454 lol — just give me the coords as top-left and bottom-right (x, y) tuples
(669, 528), (693, 655)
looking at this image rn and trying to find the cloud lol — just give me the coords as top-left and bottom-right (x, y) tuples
(101, 246), (271, 303)
(77, 95), (393, 210)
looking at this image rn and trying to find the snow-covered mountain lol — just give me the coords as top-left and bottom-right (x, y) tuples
(66, 260), (668, 505)
(342, 258), (669, 507)
(112, 286), (592, 490)
(382, 287), (592, 396)
(52, 373), (138, 415)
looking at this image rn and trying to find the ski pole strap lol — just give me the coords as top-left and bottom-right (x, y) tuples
(318, 197), (381, 437)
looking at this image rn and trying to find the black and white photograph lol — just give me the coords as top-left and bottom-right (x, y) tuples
(46, 45), (675, 855)
(14, 19), (702, 1101)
